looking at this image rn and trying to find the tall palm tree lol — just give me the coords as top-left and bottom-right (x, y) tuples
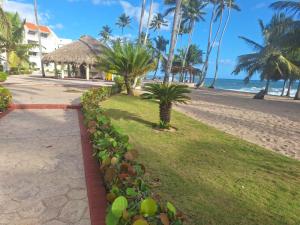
(164, 0), (183, 83)
(150, 13), (168, 35)
(138, 0), (147, 43)
(153, 35), (169, 79)
(180, 0), (206, 79)
(97, 42), (155, 95)
(233, 14), (300, 99)
(197, 0), (223, 87)
(34, 0), (45, 77)
(99, 25), (112, 43)
(116, 13), (131, 34)
(142, 83), (190, 128)
(270, 1), (300, 17)
(144, 0), (154, 45)
(210, 0), (240, 88)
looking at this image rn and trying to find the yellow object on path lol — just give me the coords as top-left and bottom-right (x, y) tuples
(105, 73), (112, 81)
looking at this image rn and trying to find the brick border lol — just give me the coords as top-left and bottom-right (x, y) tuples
(0, 104), (106, 225)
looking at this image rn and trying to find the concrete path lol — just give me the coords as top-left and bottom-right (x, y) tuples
(0, 74), (110, 225)
(0, 109), (90, 225)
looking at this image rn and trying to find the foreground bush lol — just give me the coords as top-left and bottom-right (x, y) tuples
(0, 87), (12, 112)
(0, 72), (8, 82)
(81, 87), (184, 225)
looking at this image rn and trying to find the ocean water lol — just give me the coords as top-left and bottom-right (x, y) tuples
(146, 74), (299, 97)
(203, 78), (299, 97)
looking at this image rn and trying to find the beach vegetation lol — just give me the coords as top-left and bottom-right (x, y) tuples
(0, 86), (12, 111)
(141, 83), (190, 129)
(116, 13), (131, 35)
(96, 42), (155, 96)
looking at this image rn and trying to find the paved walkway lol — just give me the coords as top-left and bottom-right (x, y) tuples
(0, 74), (108, 225)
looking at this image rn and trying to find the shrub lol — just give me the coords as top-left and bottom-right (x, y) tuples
(113, 76), (125, 93)
(0, 86), (12, 112)
(81, 88), (184, 225)
(0, 72), (8, 82)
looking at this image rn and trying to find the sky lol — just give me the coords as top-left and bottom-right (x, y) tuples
(3, 0), (278, 80)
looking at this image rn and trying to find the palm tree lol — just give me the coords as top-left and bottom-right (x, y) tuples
(150, 13), (168, 35)
(0, 12), (32, 72)
(99, 25), (112, 43)
(180, 0), (206, 79)
(138, 0), (147, 42)
(270, 1), (300, 17)
(34, 0), (45, 77)
(97, 42), (155, 95)
(144, 0), (154, 45)
(164, 0), (183, 83)
(141, 83), (190, 128)
(233, 14), (300, 99)
(153, 36), (169, 79)
(116, 13), (131, 34)
(210, 0), (240, 88)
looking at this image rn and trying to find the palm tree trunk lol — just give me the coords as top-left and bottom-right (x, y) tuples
(286, 79), (293, 97)
(34, 0), (45, 77)
(281, 79), (287, 96)
(211, 3), (231, 88)
(124, 75), (134, 96)
(5, 51), (10, 72)
(153, 53), (160, 79)
(164, 0), (182, 84)
(159, 102), (172, 126)
(180, 20), (195, 80)
(265, 77), (270, 94)
(144, 0), (153, 45)
(138, 0), (147, 43)
(197, 3), (219, 87)
(294, 80), (300, 100)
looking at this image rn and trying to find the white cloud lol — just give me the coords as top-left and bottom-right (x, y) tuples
(50, 23), (64, 30)
(219, 59), (234, 65)
(252, 2), (267, 10)
(3, 0), (50, 24)
(92, 0), (118, 5)
(119, 0), (169, 30)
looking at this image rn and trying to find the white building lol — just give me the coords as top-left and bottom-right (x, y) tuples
(0, 22), (72, 71)
(24, 22), (72, 70)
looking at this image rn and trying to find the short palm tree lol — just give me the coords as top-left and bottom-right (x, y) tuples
(142, 83), (190, 128)
(97, 42), (155, 96)
(116, 13), (131, 34)
(99, 25), (112, 43)
(150, 13), (168, 35)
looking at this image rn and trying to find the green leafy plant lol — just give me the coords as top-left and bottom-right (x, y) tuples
(113, 76), (125, 93)
(0, 86), (12, 112)
(0, 72), (8, 82)
(81, 87), (185, 225)
(141, 83), (191, 129)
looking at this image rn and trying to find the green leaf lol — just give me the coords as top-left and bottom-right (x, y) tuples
(126, 188), (138, 197)
(111, 196), (128, 218)
(105, 209), (119, 225)
(132, 219), (149, 225)
(140, 198), (158, 217)
(167, 202), (176, 216)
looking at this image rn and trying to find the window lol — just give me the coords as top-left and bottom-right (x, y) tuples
(28, 40), (38, 44)
(29, 52), (37, 56)
(41, 33), (48, 38)
(28, 30), (36, 35)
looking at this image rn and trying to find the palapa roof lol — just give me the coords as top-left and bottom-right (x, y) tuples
(42, 35), (103, 65)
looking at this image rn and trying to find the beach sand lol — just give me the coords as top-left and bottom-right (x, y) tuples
(175, 88), (300, 160)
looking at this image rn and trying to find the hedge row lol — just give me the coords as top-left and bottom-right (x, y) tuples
(0, 72), (8, 82)
(81, 87), (184, 225)
(0, 86), (12, 112)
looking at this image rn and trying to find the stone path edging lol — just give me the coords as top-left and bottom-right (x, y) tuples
(0, 104), (106, 225)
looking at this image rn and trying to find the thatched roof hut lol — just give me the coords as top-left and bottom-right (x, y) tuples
(42, 35), (104, 80)
(42, 35), (103, 65)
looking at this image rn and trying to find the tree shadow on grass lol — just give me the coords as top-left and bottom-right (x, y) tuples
(104, 108), (156, 128)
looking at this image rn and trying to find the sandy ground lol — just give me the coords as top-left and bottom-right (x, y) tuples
(175, 88), (300, 160)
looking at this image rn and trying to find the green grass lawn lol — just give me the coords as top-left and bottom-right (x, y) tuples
(101, 94), (300, 225)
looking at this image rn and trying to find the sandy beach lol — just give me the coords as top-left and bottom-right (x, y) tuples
(175, 88), (300, 160)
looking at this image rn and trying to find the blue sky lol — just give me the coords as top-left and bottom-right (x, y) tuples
(3, 0), (277, 79)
